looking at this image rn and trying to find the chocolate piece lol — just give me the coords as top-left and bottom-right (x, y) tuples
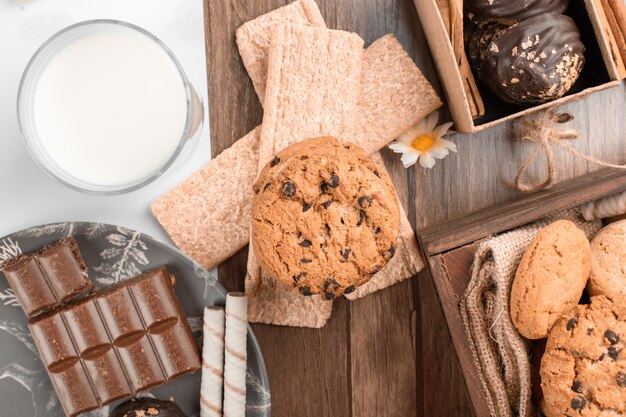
(1, 237), (93, 317)
(467, 21), (510, 74)
(109, 397), (187, 417)
(566, 317), (577, 330)
(466, 0), (569, 22)
(29, 267), (200, 417)
(479, 13), (585, 105)
(281, 181), (296, 196)
(604, 329), (620, 345)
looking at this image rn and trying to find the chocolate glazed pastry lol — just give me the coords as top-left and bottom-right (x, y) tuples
(479, 13), (585, 105)
(467, 21), (511, 75)
(109, 398), (187, 417)
(466, 0), (569, 22)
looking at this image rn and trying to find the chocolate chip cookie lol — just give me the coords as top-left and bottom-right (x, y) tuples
(541, 295), (626, 416)
(251, 136), (400, 298)
(588, 220), (626, 298)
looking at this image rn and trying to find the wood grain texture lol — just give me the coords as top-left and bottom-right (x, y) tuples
(204, 0), (626, 416)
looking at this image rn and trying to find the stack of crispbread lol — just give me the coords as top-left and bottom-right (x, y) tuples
(152, 0), (442, 328)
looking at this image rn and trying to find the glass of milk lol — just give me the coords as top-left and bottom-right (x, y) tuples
(18, 20), (204, 195)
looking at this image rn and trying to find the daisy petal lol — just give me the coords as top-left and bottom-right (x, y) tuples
(439, 138), (458, 152)
(396, 132), (414, 144)
(419, 153), (436, 169)
(433, 122), (454, 139)
(400, 152), (419, 168)
(430, 147), (450, 159)
(388, 142), (412, 154)
(424, 112), (439, 132)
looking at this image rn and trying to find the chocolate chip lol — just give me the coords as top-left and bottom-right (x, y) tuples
(571, 395), (586, 410)
(301, 258), (313, 264)
(263, 182), (272, 191)
(608, 347), (619, 360)
(617, 371), (626, 387)
(388, 245), (396, 258)
(301, 287), (312, 296)
(341, 248), (351, 260)
(323, 278), (339, 291)
(270, 156), (281, 167)
(320, 182), (329, 194)
(321, 200), (333, 209)
(299, 239), (312, 248)
(375, 226), (381, 235)
(302, 203), (312, 212)
(324, 293), (335, 300)
(344, 285), (356, 294)
(282, 181), (296, 197)
(293, 272), (307, 282)
(358, 195), (373, 208)
(566, 317), (577, 331)
(587, 328), (594, 335)
(373, 169), (381, 178)
(356, 211), (365, 226)
(329, 172), (340, 188)
(572, 380), (582, 393)
(604, 330), (620, 345)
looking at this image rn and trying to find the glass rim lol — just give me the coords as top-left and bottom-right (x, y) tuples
(17, 19), (196, 196)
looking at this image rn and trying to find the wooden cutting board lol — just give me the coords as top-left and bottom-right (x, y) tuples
(202, 1), (471, 416)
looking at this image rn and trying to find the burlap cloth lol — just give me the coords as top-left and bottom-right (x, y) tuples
(459, 208), (602, 417)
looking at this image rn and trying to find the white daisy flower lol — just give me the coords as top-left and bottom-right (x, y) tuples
(388, 112), (456, 169)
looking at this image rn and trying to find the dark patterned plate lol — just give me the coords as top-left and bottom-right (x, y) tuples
(0, 222), (270, 417)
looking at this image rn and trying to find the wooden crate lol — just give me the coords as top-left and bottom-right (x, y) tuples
(417, 168), (626, 416)
(413, 0), (626, 132)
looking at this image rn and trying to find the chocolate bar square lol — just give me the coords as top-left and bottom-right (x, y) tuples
(29, 267), (201, 417)
(1, 237), (93, 317)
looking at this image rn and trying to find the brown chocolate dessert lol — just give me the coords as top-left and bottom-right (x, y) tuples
(467, 21), (510, 75)
(466, 0), (569, 22)
(109, 398), (187, 417)
(479, 13), (585, 105)
(28, 267), (200, 417)
(1, 237), (93, 317)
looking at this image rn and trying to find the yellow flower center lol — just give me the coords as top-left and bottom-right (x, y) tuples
(411, 134), (435, 151)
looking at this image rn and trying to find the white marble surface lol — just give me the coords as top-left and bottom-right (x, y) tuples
(0, 0), (210, 241)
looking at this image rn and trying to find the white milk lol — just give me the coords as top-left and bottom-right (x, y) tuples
(31, 24), (188, 188)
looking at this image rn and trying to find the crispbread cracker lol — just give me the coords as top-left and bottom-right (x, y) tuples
(345, 152), (424, 300)
(236, 0), (326, 101)
(152, 9), (441, 327)
(247, 25), (364, 327)
(259, 24), (364, 167)
(345, 35), (442, 154)
(151, 127), (260, 270)
(246, 240), (333, 328)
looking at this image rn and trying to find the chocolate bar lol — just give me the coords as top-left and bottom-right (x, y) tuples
(1, 237), (93, 317)
(29, 267), (201, 417)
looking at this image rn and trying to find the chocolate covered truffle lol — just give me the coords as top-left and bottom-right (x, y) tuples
(109, 398), (187, 417)
(467, 21), (510, 75)
(466, 0), (569, 22)
(479, 13), (585, 105)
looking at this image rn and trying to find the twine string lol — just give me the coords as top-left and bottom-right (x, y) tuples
(513, 108), (626, 193)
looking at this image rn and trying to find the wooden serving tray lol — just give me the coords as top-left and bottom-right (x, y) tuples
(417, 168), (626, 416)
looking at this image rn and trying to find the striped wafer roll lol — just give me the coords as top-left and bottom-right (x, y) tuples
(223, 293), (248, 417)
(201, 306), (225, 417)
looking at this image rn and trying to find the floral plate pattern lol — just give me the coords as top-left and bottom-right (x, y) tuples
(0, 222), (270, 417)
